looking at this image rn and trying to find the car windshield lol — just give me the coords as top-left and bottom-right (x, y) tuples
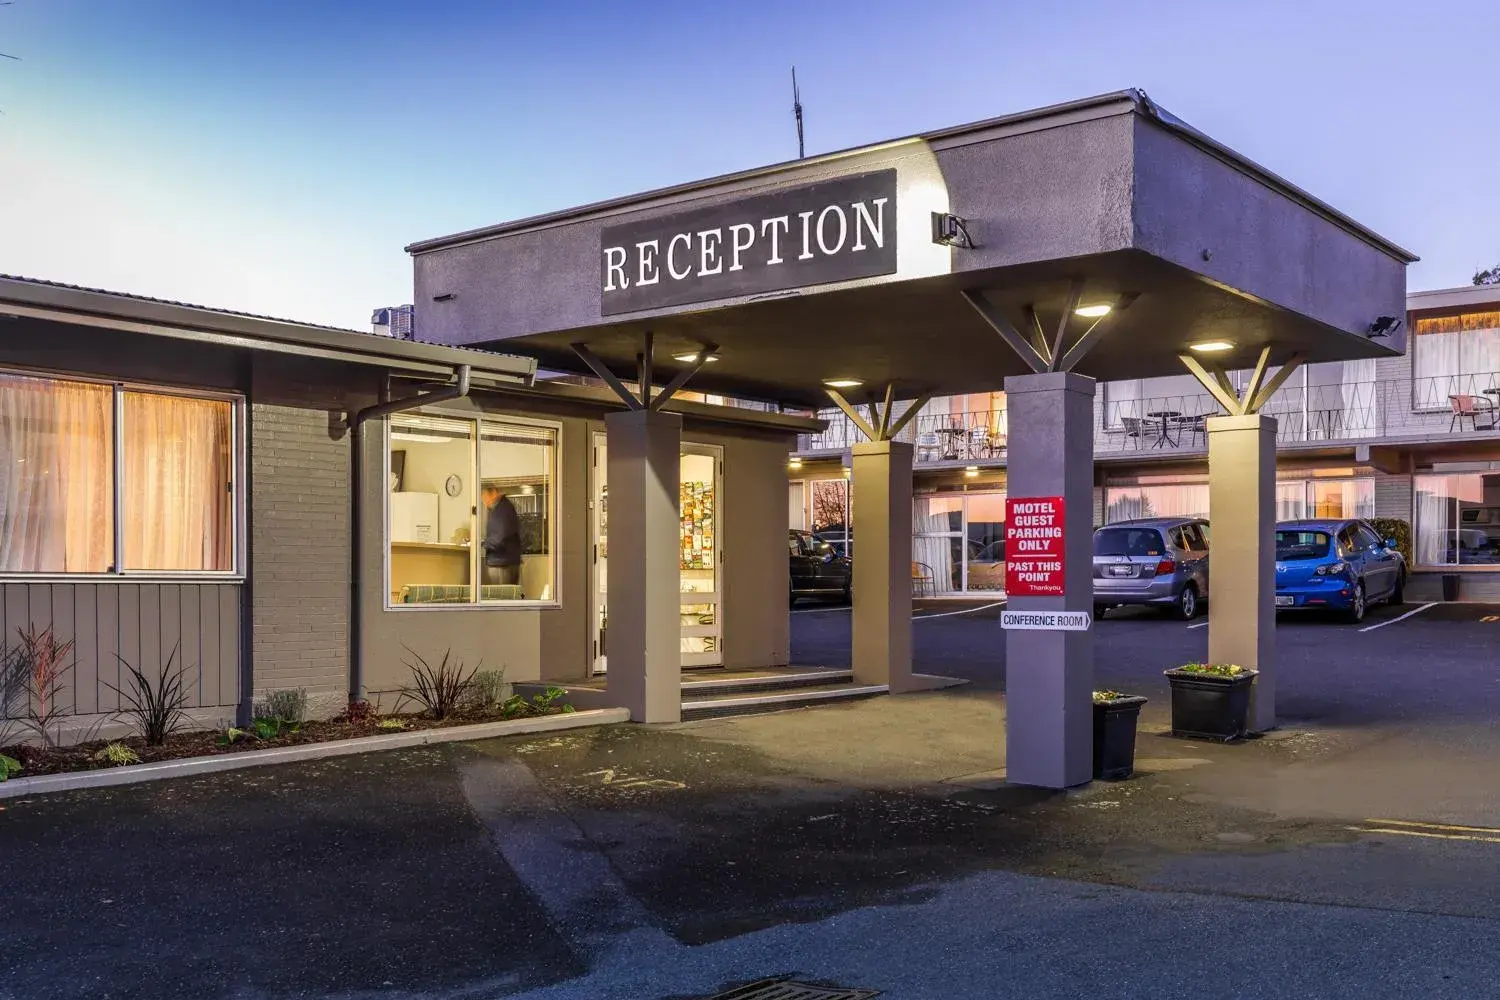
(1092, 527), (1164, 558)
(1276, 530), (1331, 560)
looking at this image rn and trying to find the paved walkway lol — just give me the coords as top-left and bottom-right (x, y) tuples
(4, 690), (1499, 998)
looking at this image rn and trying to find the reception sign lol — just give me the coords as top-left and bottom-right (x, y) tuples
(1005, 496), (1065, 596)
(600, 170), (898, 315)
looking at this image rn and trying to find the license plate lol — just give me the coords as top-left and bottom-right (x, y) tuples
(1108, 566), (1133, 577)
(1275, 595), (1294, 607)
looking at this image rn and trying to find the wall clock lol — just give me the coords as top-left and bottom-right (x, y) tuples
(445, 474), (463, 497)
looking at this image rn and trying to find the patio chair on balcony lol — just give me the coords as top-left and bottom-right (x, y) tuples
(1449, 394), (1497, 432)
(1175, 414), (1207, 448)
(1119, 415), (1148, 449)
(916, 430), (942, 462)
(912, 561), (936, 597)
(967, 426), (998, 458)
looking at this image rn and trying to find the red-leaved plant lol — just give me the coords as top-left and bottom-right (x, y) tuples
(17, 625), (76, 748)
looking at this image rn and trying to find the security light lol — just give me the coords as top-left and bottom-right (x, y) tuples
(1074, 304), (1112, 318)
(823, 378), (863, 389)
(1189, 340), (1234, 353)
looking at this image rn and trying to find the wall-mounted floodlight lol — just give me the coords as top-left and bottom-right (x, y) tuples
(931, 212), (975, 249)
(1367, 316), (1402, 339)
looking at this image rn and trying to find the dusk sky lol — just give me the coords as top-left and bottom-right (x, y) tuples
(1, 0), (1495, 330)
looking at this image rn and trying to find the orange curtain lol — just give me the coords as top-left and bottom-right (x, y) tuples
(123, 393), (232, 571)
(0, 374), (112, 572)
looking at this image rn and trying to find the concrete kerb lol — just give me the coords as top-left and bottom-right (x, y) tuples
(0, 708), (631, 800)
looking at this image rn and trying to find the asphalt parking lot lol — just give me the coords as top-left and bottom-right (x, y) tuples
(792, 597), (1500, 726)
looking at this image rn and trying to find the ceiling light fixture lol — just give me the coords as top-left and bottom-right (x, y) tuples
(1075, 303), (1113, 318)
(1189, 340), (1234, 353)
(823, 378), (863, 389)
(964, 465), (979, 477)
(673, 351), (719, 363)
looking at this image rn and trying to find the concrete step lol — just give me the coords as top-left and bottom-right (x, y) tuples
(681, 681), (887, 721)
(680, 669), (853, 696)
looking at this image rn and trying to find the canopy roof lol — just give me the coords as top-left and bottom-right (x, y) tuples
(409, 91), (1414, 408)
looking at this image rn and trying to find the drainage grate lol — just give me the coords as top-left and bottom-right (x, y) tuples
(701, 978), (881, 1000)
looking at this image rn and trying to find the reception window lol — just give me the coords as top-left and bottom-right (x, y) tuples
(0, 371), (239, 577)
(387, 413), (557, 606)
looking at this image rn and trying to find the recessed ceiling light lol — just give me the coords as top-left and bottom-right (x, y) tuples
(823, 378), (863, 389)
(673, 351), (718, 363)
(1075, 303), (1112, 318)
(788, 458), (803, 468)
(964, 465), (979, 477)
(1189, 340), (1234, 353)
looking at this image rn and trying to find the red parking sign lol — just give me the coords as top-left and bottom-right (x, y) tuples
(1005, 496), (1065, 596)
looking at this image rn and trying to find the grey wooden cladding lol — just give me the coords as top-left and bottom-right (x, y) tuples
(1, 583), (241, 714)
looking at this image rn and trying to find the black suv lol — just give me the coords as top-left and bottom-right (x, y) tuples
(789, 529), (852, 606)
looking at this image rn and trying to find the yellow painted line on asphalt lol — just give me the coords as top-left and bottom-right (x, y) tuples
(1366, 817), (1500, 834)
(1352, 826), (1500, 845)
(1481, 615), (1500, 623)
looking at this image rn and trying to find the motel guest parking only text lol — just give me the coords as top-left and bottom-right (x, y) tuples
(1005, 496), (1065, 597)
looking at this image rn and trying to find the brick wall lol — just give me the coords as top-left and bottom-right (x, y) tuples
(250, 403), (350, 717)
(1374, 473), (1413, 522)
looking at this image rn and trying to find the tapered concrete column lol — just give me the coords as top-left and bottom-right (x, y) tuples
(1003, 372), (1096, 789)
(1207, 414), (1277, 731)
(605, 409), (682, 723)
(850, 440), (914, 692)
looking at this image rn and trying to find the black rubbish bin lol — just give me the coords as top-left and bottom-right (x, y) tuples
(1442, 573), (1460, 602)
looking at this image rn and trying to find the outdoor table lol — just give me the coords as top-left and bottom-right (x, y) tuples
(935, 426), (967, 460)
(1146, 410), (1181, 448)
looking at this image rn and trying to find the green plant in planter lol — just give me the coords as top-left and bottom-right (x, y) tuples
(0, 753), (20, 781)
(1092, 690), (1127, 703)
(92, 742), (141, 766)
(1174, 662), (1251, 679)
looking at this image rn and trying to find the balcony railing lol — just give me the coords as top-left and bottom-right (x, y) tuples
(794, 373), (1500, 462)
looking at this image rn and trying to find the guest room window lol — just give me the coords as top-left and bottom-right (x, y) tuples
(0, 371), (240, 576)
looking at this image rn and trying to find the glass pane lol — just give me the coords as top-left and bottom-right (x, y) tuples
(1102, 484), (1209, 523)
(389, 414), (474, 604)
(1413, 476), (1458, 566)
(0, 374), (113, 573)
(1454, 472), (1500, 566)
(122, 391), (232, 572)
(811, 478), (850, 539)
(480, 421), (555, 601)
(964, 492), (1007, 592)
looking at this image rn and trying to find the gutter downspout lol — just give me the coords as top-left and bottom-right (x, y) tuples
(348, 365), (471, 704)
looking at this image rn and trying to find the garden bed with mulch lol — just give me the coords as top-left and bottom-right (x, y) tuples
(1, 702), (575, 778)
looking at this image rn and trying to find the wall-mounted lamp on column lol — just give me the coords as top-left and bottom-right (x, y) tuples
(1367, 315), (1402, 339)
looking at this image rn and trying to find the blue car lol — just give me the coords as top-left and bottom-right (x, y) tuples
(1274, 519), (1407, 623)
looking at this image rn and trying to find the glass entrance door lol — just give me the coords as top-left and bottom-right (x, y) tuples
(590, 434), (724, 674)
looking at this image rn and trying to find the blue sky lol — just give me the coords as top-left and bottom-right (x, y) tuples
(0, 0), (1495, 329)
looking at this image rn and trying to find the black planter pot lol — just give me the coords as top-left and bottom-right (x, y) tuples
(1092, 695), (1148, 780)
(1163, 668), (1257, 740)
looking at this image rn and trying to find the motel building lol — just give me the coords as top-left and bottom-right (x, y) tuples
(791, 283), (1500, 603)
(0, 90), (1413, 787)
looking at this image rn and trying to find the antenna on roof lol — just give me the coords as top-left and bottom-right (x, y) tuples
(792, 66), (805, 159)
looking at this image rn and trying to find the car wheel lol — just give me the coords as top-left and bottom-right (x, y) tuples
(1175, 584), (1200, 621)
(1346, 582), (1366, 624)
(1390, 572), (1405, 606)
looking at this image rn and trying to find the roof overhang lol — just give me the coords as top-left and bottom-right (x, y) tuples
(406, 90), (1415, 408)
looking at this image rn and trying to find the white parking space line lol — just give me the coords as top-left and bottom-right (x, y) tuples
(790, 605), (852, 615)
(1359, 602), (1437, 632)
(913, 600), (1006, 620)
(1186, 620), (1209, 630)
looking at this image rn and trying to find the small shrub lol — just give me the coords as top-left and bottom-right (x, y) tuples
(92, 742), (141, 767)
(0, 753), (20, 781)
(531, 686), (569, 712)
(15, 625), (77, 748)
(252, 717), (283, 740)
(1175, 663), (1251, 678)
(399, 647), (477, 720)
(344, 699), (375, 724)
(256, 688), (308, 724)
(468, 669), (508, 713)
(500, 694), (529, 720)
(218, 727), (248, 746)
(375, 717), (408, 731)
(106, 646), (195, 746)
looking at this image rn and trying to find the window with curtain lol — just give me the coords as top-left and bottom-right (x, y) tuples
(0, 372), (238, 576)
(1413, 311), (1500, 409)
(1413, 473), (1500, 567)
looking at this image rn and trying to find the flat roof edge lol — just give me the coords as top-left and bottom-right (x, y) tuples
(1134, 93), (1419, 265)
(1407, 285), (1500, 311)
(0, 276), (538, 379)
(404, 90), (1147, 255)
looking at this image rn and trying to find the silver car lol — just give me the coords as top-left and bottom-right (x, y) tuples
(1092, 517), (1209, 620)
